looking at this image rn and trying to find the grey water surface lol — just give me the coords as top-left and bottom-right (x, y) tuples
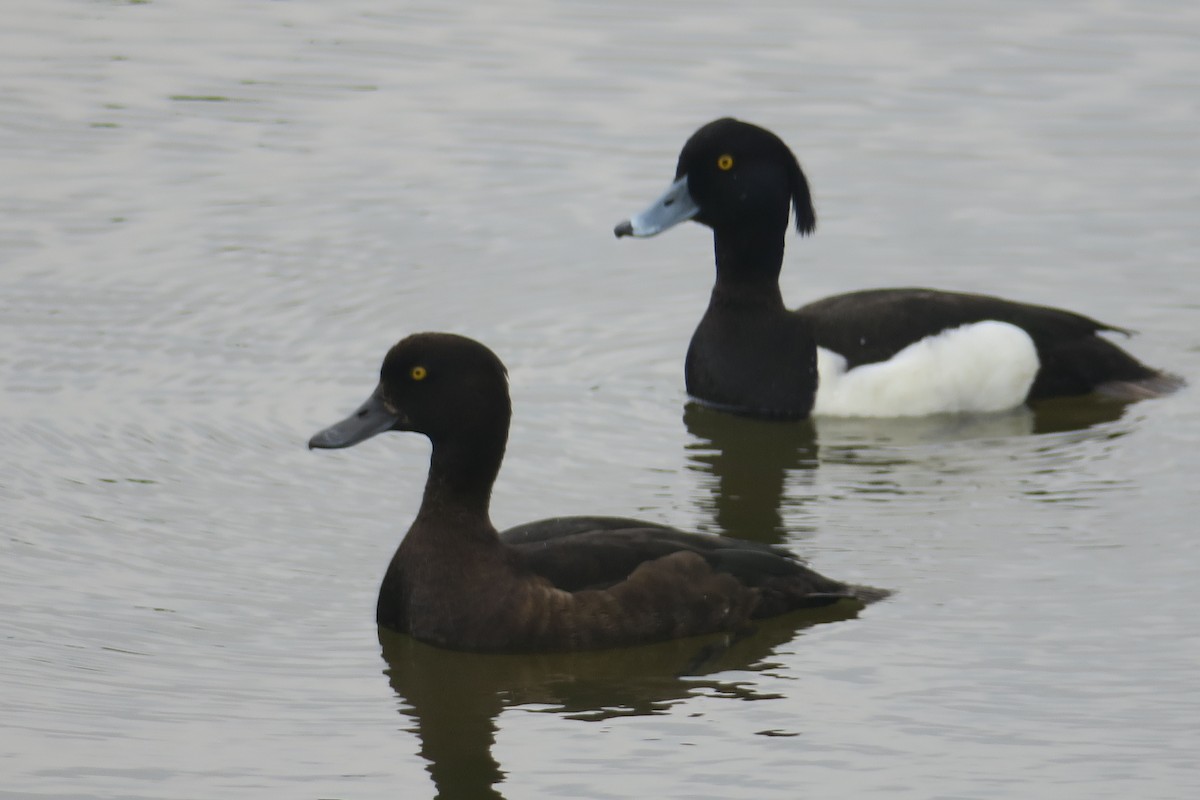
(2, 1), (1199, 798)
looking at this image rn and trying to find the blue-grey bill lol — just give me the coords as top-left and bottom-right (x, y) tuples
(613, 175), (699, 238)
(308, 385), (402, 450)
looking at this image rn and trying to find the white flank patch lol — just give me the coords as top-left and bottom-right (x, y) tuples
(812, 321), (1040, 417)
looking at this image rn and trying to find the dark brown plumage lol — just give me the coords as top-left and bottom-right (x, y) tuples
(309, 333), (887, 652)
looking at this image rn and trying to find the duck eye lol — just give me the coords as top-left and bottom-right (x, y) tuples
(410, 365), (427, 381)
(717, 154), (735, 171)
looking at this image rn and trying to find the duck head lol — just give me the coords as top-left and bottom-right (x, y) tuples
(615, 118), (816, 239)
(308, 332), (511, 452)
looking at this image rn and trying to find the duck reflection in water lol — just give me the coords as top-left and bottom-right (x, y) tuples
(378, 604), (862, 800)
(683, 403), (820, 545)
(682, 397), (1130, 548)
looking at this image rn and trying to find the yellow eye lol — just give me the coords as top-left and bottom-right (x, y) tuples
(717, 154), (734, 171)
(410, 365), (427, 381)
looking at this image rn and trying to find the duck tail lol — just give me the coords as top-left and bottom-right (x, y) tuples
(847, 584), (893, 605)
(1094, 370), (1186, 401)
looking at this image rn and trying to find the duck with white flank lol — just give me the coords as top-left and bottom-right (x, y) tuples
(615, 118), (1182, 419)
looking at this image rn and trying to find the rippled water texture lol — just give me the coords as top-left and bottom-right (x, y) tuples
(2, 1), (1198, 798)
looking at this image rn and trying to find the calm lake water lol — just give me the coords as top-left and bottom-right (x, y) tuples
(3, 1), (1199, 798)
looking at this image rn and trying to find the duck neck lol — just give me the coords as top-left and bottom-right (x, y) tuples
(416, 433), (505, 526)
(378, 424), (509, 634)
(711, 225), (787, 309)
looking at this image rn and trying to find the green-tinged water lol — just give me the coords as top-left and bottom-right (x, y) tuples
(3, 2), (1198, 798)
